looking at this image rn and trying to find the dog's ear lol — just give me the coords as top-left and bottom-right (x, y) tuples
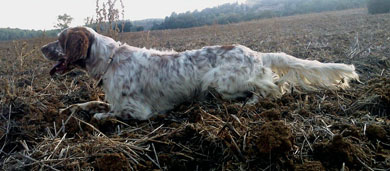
(64, 30), (90, 63)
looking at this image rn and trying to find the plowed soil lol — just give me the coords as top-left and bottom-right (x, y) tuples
(1, 9), (389, 170)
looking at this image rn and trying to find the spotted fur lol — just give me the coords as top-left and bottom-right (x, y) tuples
(41, 27), (359, 120)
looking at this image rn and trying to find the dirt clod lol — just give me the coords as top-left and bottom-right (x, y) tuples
(95, 153), (131, 171)
(313, 135), (366, 169)
(366, 124), (387, 141)
(252, 120), (294, 154)
(258, 109), (281, 121)
(332, 123), (360, 138)
(294, 161), (325, 171)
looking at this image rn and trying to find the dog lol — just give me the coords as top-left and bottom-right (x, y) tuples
(41, 27), (359, 120)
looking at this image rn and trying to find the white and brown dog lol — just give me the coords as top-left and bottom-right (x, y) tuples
(41, 27), (358, 120)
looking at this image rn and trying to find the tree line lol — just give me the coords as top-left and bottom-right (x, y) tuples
(367, 0), (390, 14)
(0, 20), (152, 41)
(2, 0), (388, 41)
(0, 28), (59, 41)
(151, 0), (367, 30)
(86, 21), (145, 33)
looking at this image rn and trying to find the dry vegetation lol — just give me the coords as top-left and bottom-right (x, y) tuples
(1, 8), (390, 170)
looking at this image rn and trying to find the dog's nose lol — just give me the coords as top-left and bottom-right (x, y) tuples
(40, 41), (65, 61)
(41, 44), (49, 54)
(41, 43), (55, 60)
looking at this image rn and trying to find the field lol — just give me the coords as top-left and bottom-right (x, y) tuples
(1, 8), (390, 170)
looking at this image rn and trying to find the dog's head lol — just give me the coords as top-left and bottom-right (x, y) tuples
(41, 27), (95, 76)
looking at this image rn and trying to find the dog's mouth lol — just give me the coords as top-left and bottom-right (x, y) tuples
(50, 59), (72, 76)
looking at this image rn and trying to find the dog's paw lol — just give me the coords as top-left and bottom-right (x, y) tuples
(92, 113), (110, 120)
(77, 101), (110, 113)
(246, 95), (259, 105)
(59, 104), (81, 114)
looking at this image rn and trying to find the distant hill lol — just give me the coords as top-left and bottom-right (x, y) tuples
(151, 0), (367, 30)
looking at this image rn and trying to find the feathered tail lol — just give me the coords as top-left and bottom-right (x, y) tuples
(260, 53), (359, 93)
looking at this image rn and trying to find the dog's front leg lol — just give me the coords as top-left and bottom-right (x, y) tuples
(92, 112), (118, 120)
(93, 99), (154, 120)
(60, 101), (110, 115)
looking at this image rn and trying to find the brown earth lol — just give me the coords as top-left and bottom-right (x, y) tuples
(1, 8), (390, 170)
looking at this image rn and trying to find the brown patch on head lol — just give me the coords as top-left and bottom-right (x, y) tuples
(46, 27), (95, 75)
(60, 27), (93, 64)
(220, 45), (235, 51)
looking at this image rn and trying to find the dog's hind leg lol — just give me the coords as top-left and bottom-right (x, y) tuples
(246, 66), (281, 104)
(202, 64), (281, 104)
(201, 66), (256, 100)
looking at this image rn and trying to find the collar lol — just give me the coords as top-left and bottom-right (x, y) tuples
(94, 45), (121, 88)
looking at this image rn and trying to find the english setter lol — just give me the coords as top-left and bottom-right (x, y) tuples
(41, 27), (359, 120)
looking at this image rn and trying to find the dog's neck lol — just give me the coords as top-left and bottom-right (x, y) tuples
(85, 34), (121, 80)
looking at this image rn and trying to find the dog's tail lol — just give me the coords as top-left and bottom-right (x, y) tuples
(260, 53), (359, 92)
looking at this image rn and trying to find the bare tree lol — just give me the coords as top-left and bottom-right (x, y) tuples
(55, 13), (73, 30)
(95, 0), (125, 38)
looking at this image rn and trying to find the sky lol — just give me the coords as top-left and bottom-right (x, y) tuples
(0, 0), (245, 30)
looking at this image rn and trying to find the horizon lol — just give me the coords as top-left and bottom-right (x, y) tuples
(0, 0), (245, 31)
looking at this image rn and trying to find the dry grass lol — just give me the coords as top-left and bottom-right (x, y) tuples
(1, 8), (390, 170)
(85, 0), (125, 38)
